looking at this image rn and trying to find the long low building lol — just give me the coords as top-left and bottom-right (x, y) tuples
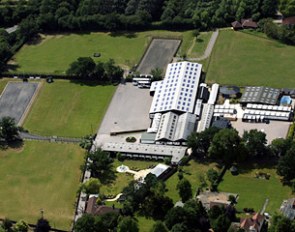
(102, 142), (187, 164)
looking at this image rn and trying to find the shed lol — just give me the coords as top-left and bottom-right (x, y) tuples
(231, 21), (243, 30)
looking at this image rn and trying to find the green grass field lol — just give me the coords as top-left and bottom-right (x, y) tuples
(188, 32), (212, 58)
(100, 159), (157, 197)
(23, 80), (116, 137)
(165, 160), (219, 202)
(10, 30), (195, 74)
(206, 30), (295, 87)
(219, 165), (292, 215)
(0, 141), (84, 230)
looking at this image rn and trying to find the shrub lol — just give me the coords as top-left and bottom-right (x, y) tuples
(126, 137), (136, 143)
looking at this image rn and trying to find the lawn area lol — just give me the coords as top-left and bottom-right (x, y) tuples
(206, 30), (295, 87)
(0, 141), (84, 230)
(23, 80), (116, 137)
(100, 159), (157, 197)
(137, 215), (155, 232)
(10, 30), (195, 74)
(218, 165), (293, 215)
(165, 160), (219, 203)
(188, 32), (212, 58)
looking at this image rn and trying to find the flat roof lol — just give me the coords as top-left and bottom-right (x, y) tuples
(240, 86), (280, 105)
(102, 142), (186, 163)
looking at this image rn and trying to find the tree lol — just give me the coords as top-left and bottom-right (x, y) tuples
(269, 214), (295, 232)
(150, 68), (163, 81)
(270, 137), (293, 156)
(208, 128), (243, 166)
(87, 148), (114, 180)
(66, 57), (96, 78)
(74, 214), (107, 232)
(242, 129), (267, 157)
(150, 221), (169, 232)
(177, 178), (192, 202)
(170, 223), (188, 232)
(103, 58), (123, 82)
(35, 218), (51, 232)
(165, 207), (187, 230)
(192, 29), (200, 37)
(211, 214), (231, 232)
(13, 220), (29, 232)
(187, 127), (220, 156)
(277, 145), (295, 181)
(79, 178), (100, 194)
(0, 116), (19, 142)
(207, 168), (219, 191)
(117, 217), (139, 232)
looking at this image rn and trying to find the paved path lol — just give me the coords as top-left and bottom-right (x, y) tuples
(261, 198), (269, 214)
(19, 132), (82, 143)
(105, 193), (123, 202)
(175, 29), (219, 61)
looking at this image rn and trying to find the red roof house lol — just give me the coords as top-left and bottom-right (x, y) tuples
(282, 16), (295, 26)
(85, 196), (120, 216)
(240, 212), (265, 232)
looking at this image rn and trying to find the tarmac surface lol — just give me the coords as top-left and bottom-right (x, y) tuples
(0, 82), (39, 124)
(137, 39), (181, 74)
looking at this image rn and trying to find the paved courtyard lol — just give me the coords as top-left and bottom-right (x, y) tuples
(95, 83), (153, 146)
(232, 119), (291, 144)
(0, 82), (39, 125)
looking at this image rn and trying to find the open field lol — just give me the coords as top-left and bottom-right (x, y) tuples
(23, 80), (116, 137)
(218, 164), (293, 215)
(206, 30), (295, 87)
(10, 30), (195, 74)
(0, 82), (39, 125)
(0, 141), (84, 230)
(165, 160), (219, 202)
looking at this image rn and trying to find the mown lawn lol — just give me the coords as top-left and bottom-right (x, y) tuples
(10, 30), (195, 74)
(23, 80), (116, 137)
(0, 141), (84, 230)
(218, 164), (293, 215)
(165, 160), (219, 203)
(100, 159), (157, 197)
(206, 30), (295, 87)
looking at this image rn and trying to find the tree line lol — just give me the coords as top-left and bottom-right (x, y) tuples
(0, 0), (281, 32)
(187, 127), (295, 192)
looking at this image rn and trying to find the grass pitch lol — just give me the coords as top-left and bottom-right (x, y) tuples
(0, 141), (84, 230)
(10, 30), (195, 74)
(23, 80), (116, 137)
(206, 30), (295, 87)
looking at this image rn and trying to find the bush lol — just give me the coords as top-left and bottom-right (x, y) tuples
(117, 152), (125, 162)
(126, 137), (136, 143)
(287, 123), (295, 139)
(164, 157), (171, 165)
(179, 156), (190, 166)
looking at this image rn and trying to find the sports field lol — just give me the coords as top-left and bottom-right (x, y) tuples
(23, 80), (116, 137)
(10, 31), (195, 74)
(206, 30), (295, 87)
(0, 141), (84, 230)
(219, 165), (292, 215)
